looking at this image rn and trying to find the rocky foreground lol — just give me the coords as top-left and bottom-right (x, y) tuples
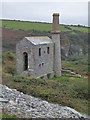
(0, 84), (89, 119)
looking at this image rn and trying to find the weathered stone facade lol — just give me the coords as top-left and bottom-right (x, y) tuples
(16, 13), (61, 78)
(16, 37), (54, 78)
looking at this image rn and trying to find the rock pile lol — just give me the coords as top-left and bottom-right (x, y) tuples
(0, 84), (89, 119)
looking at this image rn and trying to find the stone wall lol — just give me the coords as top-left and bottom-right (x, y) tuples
(52, 34), (61, 77)
(16, 38), (33, 74)
(31, 43), (54, 78)
(16, 38), (54, 78)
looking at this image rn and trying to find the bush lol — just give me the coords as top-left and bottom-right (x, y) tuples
(6, 65), (16, 76)
(2, 51), (16, 61)
(34, 78), (47, 86)
(11, 75), (28, 82)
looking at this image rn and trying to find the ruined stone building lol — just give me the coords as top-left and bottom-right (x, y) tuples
(16, 13), (61, 78)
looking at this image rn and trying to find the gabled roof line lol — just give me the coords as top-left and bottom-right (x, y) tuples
(25, 36), (53, 45)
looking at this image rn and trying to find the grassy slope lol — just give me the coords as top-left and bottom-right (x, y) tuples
(1, 20), (89, 116)
(0, 20), (89, 33)
(2, 52), (88, 115)
(69, 26), (88, 33)
(62, 56), (88, 76)
(1, 20), (67, 32)
(3, 74), (88, 115)
(1, 20), (88, 55)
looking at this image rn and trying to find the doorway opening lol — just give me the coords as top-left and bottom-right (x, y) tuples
(23, 52), (28, 71)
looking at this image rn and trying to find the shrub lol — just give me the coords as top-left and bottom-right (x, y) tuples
(11, 75), (28, 82)
(36, 78), (47, 85)
(6, 65), (16, 76)
(2, 51), (16, 61)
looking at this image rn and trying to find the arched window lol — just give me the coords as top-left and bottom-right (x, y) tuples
(23, 52), (28, 71)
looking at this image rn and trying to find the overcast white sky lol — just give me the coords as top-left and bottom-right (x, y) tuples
(1, 0), (89, 2)
(1, 0), (89, 26)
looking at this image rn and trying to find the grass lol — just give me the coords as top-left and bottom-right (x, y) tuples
(62, 56), (88, 76)
(68, 26), (88, 33)
(2, 51), (89, 115)
(70, 31), (76, 35)
(1, 20), (89, 33)
(1, 108), (17, 119)
(1, 20), (88, 56)
(2, 74), (88, 115)
(1, 20), (68, 32)
(1, 19), (89, 118)
(2, 114), (17, 119)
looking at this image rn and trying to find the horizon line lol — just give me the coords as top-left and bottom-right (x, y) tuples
(0, 18), (88, 27)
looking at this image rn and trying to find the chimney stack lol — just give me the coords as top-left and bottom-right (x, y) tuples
(52, 13), (61, 77)
(52, 13), (60, 34)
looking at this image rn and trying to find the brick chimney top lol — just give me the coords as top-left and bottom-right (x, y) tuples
(53, 13), (59, 16)
(52, 13), (60, 34)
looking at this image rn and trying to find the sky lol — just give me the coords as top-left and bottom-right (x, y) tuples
(0, 0), (89, 26)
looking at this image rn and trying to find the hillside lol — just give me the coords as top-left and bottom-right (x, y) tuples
(0, 20), (89, 33)
(2, 52), (88, 115)
(1, 84), (89, 118)
(0, 20), (88, 57)
(1, 20), (89, 116)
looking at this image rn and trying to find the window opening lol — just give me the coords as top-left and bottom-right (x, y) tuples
(39, 48), (41, 56)
(23, 52), (28, 71)
(39, 64), (41, 67)
(42, 63), (44, 66)
(47, 47), (49, 54)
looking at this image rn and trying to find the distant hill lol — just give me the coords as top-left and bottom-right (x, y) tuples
(0, 20), (88, 57)
(0, 19), (89, 33)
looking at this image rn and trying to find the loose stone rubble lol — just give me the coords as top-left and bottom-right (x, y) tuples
(0, 84), (89, 119)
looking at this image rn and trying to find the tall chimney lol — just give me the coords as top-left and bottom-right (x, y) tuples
(52, 13), (60, 34)
(52, 13), (61, 77)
